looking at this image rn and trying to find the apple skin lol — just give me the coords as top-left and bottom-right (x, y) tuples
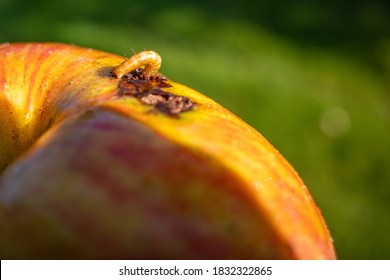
(0, 43), (336, 259)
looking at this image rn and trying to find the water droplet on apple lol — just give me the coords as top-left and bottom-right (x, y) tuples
(252, 180), (263, 190)
(25, 112), (31, 122)
(41, 81), (49, 91)
(1, 80), (8, 92)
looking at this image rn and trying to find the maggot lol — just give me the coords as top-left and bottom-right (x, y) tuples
(113, 50), (162, 79)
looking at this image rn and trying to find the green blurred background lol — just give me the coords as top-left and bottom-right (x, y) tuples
(1, 0), (389, 259)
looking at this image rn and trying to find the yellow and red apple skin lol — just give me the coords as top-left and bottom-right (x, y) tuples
(0, 43), (336, 259)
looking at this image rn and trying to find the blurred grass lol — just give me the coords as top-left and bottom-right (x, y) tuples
(1, 0), (389, 259)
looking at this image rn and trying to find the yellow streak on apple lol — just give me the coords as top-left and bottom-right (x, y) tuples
(0, 43), (122, 171)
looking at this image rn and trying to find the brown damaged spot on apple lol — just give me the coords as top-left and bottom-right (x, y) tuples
(117, 69), (195, 117)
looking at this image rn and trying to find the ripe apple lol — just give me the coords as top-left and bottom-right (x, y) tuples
(0, 43), (336, 259)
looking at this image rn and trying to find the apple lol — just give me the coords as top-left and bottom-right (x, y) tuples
(0, 43), (336, 259)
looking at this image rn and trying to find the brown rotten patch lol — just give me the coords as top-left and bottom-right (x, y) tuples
(117, 69), (195, 117)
